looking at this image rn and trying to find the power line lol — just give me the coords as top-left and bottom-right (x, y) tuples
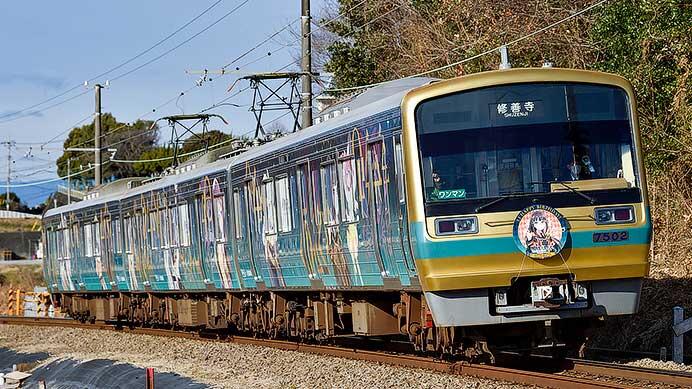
(325, 0), (610, 93)
(221, 18), (301, 70)
(237, 0), (370, 73)
(0, 162), (102, 189)
(36, 113), (95, 148)
(0, 0), (226, 123)
(109, 135), (238, 164)
(66, 85), (198, 152)
(110, 0), (251, 83)
(0, 90), (91, 124)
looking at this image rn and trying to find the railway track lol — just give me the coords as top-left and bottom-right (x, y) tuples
(1, 316), (689, 389)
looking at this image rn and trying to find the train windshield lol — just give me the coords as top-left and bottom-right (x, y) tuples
(415, 82), (637, 203)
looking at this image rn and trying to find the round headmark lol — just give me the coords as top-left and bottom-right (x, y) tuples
(513, 204), (567, 259)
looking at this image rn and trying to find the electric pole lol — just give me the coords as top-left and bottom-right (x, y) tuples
(300, 0), (313, 129)
(94, 83), (103, 186)
(4, 140), (12, 211)
(67, 158), (72, 205)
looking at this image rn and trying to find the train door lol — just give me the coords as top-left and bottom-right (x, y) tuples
(232, 182), (259, 288)
(195, 192), (215, 288)
(70, 220), (83, 290)
(367, 140), (397, 279)
(101, 214), (114, 289)
(296, 163), (317, 283)
(394, 136), (417, 279)
(112, 214), (129, 290)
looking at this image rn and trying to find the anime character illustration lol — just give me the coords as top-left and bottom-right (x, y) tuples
(326, 225), (351, 287)
(171, 249), (182, 289)
(212, 178), (234, 289)
(264, 234), (285, 287)
(523, 211), (562, 258)
(60, 258), (74, 291)
(95, 256), (107, 289)
(127, 252), (139, 290)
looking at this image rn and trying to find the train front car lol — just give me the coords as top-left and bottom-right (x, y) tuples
(401, 68), (651, 354)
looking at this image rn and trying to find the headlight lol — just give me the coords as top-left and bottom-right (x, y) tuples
(594, 206), (635, 225)
(435, 216), (478, 236)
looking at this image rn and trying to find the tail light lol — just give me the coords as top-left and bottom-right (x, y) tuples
(424, 311), (434, 328)
(595, 206), (634, 225)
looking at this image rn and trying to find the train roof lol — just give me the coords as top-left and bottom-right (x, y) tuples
(44, 76), (436, 219)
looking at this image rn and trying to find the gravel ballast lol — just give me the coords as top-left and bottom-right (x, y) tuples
(0, 324), (524, 388)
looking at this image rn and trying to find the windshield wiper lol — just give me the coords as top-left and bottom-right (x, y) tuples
(529, 181), (597, 205)
(474, 193), (523, 213)
(473, 182), (596, 213)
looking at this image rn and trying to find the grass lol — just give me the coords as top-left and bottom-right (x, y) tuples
(0, 218), (41, 233)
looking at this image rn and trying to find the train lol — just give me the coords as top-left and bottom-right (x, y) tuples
(42, 67), (651, 360)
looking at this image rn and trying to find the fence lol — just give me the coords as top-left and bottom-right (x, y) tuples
(673, 306), (692, 364)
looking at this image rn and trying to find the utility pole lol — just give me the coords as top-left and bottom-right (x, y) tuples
(94, 83), (103, 186)
(67, 158), (72, 205)
(4, 140), (12, 211)
(300, 0), (313, 129)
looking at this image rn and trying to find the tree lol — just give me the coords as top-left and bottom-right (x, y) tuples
(179, 130), (233, 155)
(591, 0), (691, 175)
(133, 147), (174, 176)
(320, 0), (598, 90)
(0, 192), (22, 211)
(56, 113), (159, 183)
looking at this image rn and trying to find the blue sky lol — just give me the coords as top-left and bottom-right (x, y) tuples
(0, 0), (329, 206)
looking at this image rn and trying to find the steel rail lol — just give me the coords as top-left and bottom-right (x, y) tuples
(566, 358), (692, 387)
(1, 316), (680, 388)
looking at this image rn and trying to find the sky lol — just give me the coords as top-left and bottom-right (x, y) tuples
(0, 0), (329, 206)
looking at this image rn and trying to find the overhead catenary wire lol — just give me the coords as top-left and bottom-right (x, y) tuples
(272, 1), (399, 74)
(54, 0), (252, 155)
(37, 114), (95, 149)
(0, 90), (91, 125)
(221, 18), (301, 70)
(0, 163), (102, 189)
(110, 0), (251, 83)
(0, 0), (226, 124)
(66, 85), (199, 152)
(222, 0), (369, 73)
(323, 0), (609, 93)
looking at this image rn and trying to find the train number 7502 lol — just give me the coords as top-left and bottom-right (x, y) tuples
(592, 231), (629, 243)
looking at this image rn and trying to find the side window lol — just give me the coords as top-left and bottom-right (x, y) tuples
(213, 194), (227, 242)
(276, 176), (292, 232)
(84, 223), (93, 257)
(203, 195), (215, 243)
(57, 229), (64, 259)
(321, 163), (340, 226)
(262, 179), (277, 235)
(311, 167), (322, 223)
(395, 139), (406, 204)
(233, 189), (244, 239)
(161, 208), (170, 248)
(63, 228), (71, 259)
(170, 206), (180, 247)
(179, 203), (191, 247)
(113, 217), (121, 254)
(149, 211), (159, 249)
(339, 158), (359, 222)
(124, 217), (133, 254)
(93, 221), (101, 256)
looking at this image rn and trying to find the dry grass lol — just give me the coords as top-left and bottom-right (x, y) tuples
(592, 172), (692, 354)
(0, 218), (41, 233)
(0, 265), (45, 314)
